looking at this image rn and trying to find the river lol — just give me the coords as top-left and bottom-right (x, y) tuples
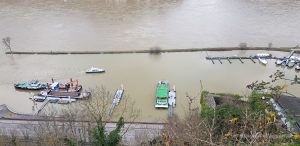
(0, 0), (300, 122)
(0, 0), (300, 51)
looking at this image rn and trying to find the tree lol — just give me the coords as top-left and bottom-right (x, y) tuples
(90, 117), (124, 146)
(17, 86), (139, 145)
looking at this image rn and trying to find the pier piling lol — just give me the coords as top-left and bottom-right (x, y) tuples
(239, 57), (244, 63)
(227, 57), (232, 64)
(218, 58), (222, 64)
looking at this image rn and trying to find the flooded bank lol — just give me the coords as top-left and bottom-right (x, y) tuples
(0, 50), (299, 122)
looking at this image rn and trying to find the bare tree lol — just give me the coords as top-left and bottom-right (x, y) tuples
(24, 86), (140, 146)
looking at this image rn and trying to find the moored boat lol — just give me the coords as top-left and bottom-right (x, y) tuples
(295, 63), (300, 70)
(49, 79), (82, 92)
(14, 80), (47, 90)
(256, 53), (272, 58)
(113, 85), (124, 105)
(155, 81), (169, 109)
(39, 90), (91, 99)
(30, 95), (76, 103)
(275, 59), (284, 65)
(258, 58), (268, 65)
(287, 60), (296, 68)
(107, 85), (125, 115)
(281, 59), (289, 66)
(256, 53), (271, 65)
(86, 67), (105, 73)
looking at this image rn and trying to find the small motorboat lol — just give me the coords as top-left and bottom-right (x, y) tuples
(287, 60), (296, 68)
(256, 53), (271, 65)
(281, 59), (289, 66)
(275, 59), (284, 65)
(113, 85), (124, 105)
(86, 67), (105, 73)
(258, 58), (268, 65)
(256, 53), (272, 58)
(295, 63), (300, 70)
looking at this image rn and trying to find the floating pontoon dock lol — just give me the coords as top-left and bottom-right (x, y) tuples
(206, 50), (297, 64)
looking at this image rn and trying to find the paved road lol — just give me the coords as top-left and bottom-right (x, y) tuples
(0, 118), (163, 145)
(0, 104), (164, 145)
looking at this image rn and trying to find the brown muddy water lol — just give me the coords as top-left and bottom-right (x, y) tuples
(0, 0), (300, 51)
(0, 0), (300, 122)
(0, 51), (300, 122)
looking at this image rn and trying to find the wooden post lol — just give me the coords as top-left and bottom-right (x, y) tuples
(2, 37), (12, 54)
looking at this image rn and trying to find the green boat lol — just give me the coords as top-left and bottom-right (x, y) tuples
(14, 80), (47, 90)
(155, 81), (169, 108)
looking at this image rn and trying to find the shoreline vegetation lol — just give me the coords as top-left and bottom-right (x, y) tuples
(4, 46), (300, 55)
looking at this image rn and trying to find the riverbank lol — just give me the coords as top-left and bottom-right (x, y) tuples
(5, 47), (300, 55)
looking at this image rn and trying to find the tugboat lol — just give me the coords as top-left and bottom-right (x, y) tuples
(49, 79), (82, 92)
(14, 80), (47, 90)
(86, 67), (105, 73)
(155, 81), (169, 109)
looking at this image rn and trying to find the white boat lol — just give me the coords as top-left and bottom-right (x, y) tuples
(107, 85), (124, 115)
(258, 58), (268, 65)
(287, 60), (296, 68)
(256, 53), (272, 58)
(295, 63), (300, 70)
(289, 56), (300, 61)
(275, 59), (284, 65)
(256, 53), (271, 65)
(86, 67), (105, 73)
(113, 85), (124, 105)
(168, 86), (176, 108)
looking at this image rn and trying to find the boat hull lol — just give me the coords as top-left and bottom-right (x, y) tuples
(85, 71), (105, 73)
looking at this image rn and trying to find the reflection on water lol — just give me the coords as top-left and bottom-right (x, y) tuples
(0, 51), (299, 122)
